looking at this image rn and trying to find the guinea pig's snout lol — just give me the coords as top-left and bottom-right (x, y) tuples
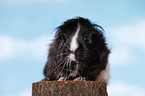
(68, 53), (76, 61)
(68, 50), (79, 63)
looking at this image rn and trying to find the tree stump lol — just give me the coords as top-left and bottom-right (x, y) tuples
(32, 81), (108, 96)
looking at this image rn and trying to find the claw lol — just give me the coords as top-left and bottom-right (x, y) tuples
(57, 77), (67, 81)
(73, 77), (86, 81)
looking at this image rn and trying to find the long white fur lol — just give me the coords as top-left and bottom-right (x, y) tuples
(96, 61), (110, 83)
(69, 24), (80, 61)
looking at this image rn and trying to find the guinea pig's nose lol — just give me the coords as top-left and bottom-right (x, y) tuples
(69, 50), (73, 53)
(69, 50), (75, 54)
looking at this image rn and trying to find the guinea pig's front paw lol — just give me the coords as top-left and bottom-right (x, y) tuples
(57, 77), (67, 81)
(73, 77), (86, 81)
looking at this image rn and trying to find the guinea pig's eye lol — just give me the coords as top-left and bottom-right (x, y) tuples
(84, 37), (87, 40)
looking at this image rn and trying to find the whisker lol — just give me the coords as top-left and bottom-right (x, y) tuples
(65, 59), (68, 77)
(63, 69), (73, 72)
(58, 38), (70, 49)
(57, 34), (73, 54)
(56, 60), (67, 80)
(48, 53), (67, 59)
(46, 57), (67, 77)
(69, 59), (72, 74)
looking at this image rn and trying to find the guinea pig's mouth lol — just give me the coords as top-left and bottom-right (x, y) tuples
(76, 61), (79, 64)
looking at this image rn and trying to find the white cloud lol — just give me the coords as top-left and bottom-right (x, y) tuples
(109, 47), (134, 67)
(111, 20), (145, 51)
(0, 36), (14, 62)
(108, 20), (145, 67)
(0, 34), (54, 62)
(108, 82), (145, 96)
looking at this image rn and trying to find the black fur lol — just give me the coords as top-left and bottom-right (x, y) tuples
(43, 17), (110, 81)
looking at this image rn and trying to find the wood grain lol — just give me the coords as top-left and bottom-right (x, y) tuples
(32, 81), (108, 96)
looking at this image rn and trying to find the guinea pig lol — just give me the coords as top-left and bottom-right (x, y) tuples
(43, 17), (110, 83)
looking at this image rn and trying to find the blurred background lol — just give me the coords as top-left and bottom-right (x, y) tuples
(0, 0), (145, 96)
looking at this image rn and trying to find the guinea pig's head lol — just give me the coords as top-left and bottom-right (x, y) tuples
(54, 17), (109, 69)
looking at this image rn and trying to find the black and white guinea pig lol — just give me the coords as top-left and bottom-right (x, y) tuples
(43, 17), (110, 83)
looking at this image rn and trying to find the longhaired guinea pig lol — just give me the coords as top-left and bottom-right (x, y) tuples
(43, 17), (110, 83)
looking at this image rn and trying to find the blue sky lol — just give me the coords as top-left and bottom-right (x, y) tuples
(0, 0), (145, 96)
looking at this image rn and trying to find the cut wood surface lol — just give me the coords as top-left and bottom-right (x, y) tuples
(32, 81), (108, 96)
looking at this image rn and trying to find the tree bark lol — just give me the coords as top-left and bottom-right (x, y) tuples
(32, 81), (108, 96)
